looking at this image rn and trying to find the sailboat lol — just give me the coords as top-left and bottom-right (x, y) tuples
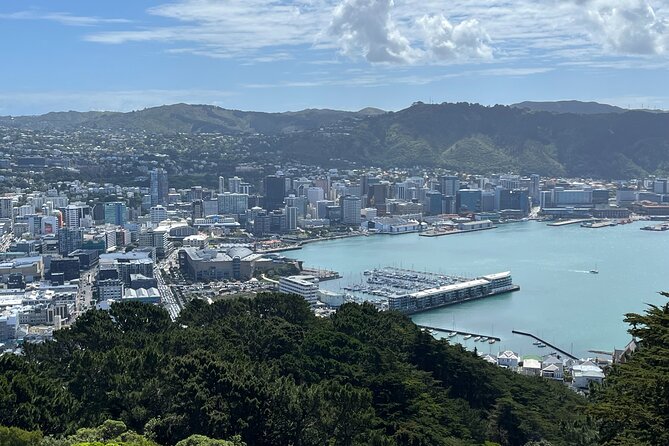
(448, 315), (457, 337)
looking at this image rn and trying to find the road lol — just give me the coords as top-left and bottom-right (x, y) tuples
(75, 267), (97, 318)
(156, 249), (183, 321)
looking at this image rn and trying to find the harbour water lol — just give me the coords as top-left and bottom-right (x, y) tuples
(295, 221), (668, 358)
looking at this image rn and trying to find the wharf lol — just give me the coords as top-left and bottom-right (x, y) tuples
(417, 324), (500, 342)
(547, 218), (594, 227)
(419, 226), (496, 237)
(301, 268), (341, 281)
(581, 220), (617, 229)
(511, 330), (578, 360)
(640, 222), (669, 231)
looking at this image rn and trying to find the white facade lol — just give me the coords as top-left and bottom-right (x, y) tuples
(341, 195), (362, 225)
(217, 193), (249, 214)
(279, 275), (319, 306)
(150, 205), (167, 225)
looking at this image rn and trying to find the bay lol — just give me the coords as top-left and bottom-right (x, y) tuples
(294, 221), (668, 358)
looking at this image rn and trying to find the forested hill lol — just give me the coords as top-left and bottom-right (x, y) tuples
(0, 104), (384, 134)
(2, 101), (669, 178)
(0, 294), (595, 446)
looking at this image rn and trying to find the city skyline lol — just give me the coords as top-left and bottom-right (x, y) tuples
(1, 0), (669, 115)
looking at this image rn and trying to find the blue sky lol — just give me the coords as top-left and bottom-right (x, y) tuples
(1, 0), (668, 115)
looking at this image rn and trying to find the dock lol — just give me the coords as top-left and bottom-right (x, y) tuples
(581, 220), (617, 228)
(417, 324), (500, 342)
(301, 268), (341, 281)
(511, 330), (578, 360)
(547, 218), (594, 227)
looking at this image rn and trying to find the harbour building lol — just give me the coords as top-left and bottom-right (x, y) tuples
(387, 271), (518, 314)
(279, 275), (319, 306)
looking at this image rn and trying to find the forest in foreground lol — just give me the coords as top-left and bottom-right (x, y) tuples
(1, 292), (668, 446)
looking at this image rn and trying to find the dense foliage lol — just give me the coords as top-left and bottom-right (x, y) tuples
(591, 292), (669, 446)
(1, 294), (596, 445)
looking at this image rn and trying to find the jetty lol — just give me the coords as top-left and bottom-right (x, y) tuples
(417, 324), (500, 342)
(511, 330), (578, 360)
(547, 218), (594, 227)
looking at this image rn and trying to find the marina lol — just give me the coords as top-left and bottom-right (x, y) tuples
(295, 220), (669, 358)
(341, 266), (519, 315)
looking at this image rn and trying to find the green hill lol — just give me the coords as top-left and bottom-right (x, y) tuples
(0, 295), (594, 446)
(2, 101), (669, 178)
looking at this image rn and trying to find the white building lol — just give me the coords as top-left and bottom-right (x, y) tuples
(341, 195), (362, 225)
(150, 205), (167, 225)
(497, 350), (519, 368)
(217, 192), (249, 215)
(572, 361), (605, 389)
(279, 275), (319, 306)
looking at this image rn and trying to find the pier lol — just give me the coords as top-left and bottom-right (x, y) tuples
(417, 324), (500, 342)
(547, 218), (594, 227)
(511, 330), (578, 360)
(301, 267), (341, 281)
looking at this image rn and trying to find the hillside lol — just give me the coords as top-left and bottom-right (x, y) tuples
(2, 101), (669, 178)
(0, 295), (594, 446)
(0, 104), (381, 134)
(511, 100), (627, 114)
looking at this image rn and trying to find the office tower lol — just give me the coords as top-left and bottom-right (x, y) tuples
(150, 205), (167, 225)
(192, 200), (204, 219)
(439, 175), (459, 196)
(285, 206), (298, 231)
(0, 197), (12, 219)
(264, 175), (287, 211)
(217, 193), (249, 215)
(104, 202), (127, 226)
(150, 168), (169, 206)
(58, 227), (84, 255)
(228, 176), (242, 194)
(63, 204), (88, 228)
(530, 174), (541, 204)
(218, 176), (226, 194)
(456, 189), (482, 213)
(306, 187), (325, 206)
(341, 195), (362, 225)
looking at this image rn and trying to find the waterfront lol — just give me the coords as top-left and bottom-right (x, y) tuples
(296, 221), (668, 358)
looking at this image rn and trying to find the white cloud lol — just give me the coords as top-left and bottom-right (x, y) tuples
(16, 0), (668, 68)
(0, 10), (130, 26)
(581, 0), (669, 55)
(418, 14), (492, 61)
(327, 0), (418, 63)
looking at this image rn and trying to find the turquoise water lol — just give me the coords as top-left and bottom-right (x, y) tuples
(295, 221), (669, 358)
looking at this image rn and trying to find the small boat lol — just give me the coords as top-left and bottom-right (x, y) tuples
(463, 334), (472, 340)
(474, 336), (482, 342)
(537, 343), (546, 348)
(488, 339), (496, 344)
(589, 269), (599, 274)
(480, 337), (488, 342)
(532, 341), (541, 346)
(448, 331), (457, 338)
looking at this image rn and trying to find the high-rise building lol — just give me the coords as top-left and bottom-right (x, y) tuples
(150, 168), (169, 206)
(341, 195), (362, 225)
(192, 200), (204, 220)
(104, 202), (127, 226)
(150, 205), (167, 225)
(217, 193), (249, 215)
(264, 175), (287, 211)
(218, 176), (226, 194)
(439, 175), (459, 197)
(0, 197), (13, 219)
(285, 206), (298, 231)
(457, 189), (482, 213)
(306, 187), (325, 206)
(228, 176), (242, 194)
(58, 227), (84, 255)
(62, 204), (89, 228)
(530, 174), (541, 205)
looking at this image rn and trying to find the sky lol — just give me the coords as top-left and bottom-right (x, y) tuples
(1, 0), (668, 115)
